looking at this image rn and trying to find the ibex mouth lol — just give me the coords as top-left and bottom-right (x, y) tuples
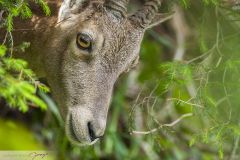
(66, 112), (99, 146)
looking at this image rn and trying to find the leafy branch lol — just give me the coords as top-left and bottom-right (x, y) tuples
(0, 0), (50, 112)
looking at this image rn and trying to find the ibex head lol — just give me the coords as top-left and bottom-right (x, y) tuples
(44, 0), (169, 145)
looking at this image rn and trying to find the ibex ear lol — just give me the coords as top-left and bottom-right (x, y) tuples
(58, 0), (89, 22)
(146, 12), (174, 29)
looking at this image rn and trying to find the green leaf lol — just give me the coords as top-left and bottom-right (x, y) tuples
(24, 92), (47, 110)
(38, 83), (50, 93)
(18, 98), (29, 113)
(6, 14), (14, 32)
(20, 3), (32, 18)
(4, 59), (28, 71)
(0, 45), (7, 57)
(181, 0), (190, 8)
(218, 144), (223, 159)
(19, 42), (31, 52)
(35, 0), (51, 16)
(228, 124), (240, 136)
(189, 136), (197, 147)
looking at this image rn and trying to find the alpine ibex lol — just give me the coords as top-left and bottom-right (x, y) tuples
(6, 0), (171, 145)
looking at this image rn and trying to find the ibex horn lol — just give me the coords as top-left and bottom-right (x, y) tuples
(130, 0), (162, 28)
(104, 0), (129, 18)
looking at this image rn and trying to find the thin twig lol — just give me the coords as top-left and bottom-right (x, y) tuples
(0, 10), (4, 24)
(2, 32), (8, 45)
(167, 98), (204, 108)
(229, 136), (240, 160)
(187, 46), (215, 64)
(131, 113), (193, 135)
(9, 32), (14, 57)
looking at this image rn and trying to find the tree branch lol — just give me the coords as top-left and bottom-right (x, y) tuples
(131, 113), (193, 135)
(0, 10), (3, 23)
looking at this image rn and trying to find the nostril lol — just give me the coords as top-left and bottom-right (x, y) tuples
(87, 122), (97, 142)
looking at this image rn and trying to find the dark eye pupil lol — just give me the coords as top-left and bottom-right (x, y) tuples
(80, 37), (88, 44)
(76, 33), (92, 50)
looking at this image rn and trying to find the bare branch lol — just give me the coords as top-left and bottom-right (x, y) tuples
(131, 113), (193, 135)
(0, 10), (4, 24)
(229, 136), (240, 160)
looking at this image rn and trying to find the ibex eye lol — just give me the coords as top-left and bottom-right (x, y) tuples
(76, 33), (92, 50)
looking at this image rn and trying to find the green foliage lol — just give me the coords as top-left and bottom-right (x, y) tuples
(0, 0), (50, 31)
(158, 62), (193, 92)
(35, 0), (51, 16)
(0, 119), (45, 150)
(1, 0), (240, 160)
(178, 0), (221, 8)
(0, 45), (48, 112)
(128, 1), (240, 159)
(0, 0), (50, 112)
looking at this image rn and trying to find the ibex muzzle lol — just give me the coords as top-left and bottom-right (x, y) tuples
(11, 0), (171, 145)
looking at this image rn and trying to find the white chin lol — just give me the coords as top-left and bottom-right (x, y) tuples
(70, 138), (99, 146)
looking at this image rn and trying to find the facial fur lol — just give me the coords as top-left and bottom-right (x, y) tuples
(37, 0), (169, 145)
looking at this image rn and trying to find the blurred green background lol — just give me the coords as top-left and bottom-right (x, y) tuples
(1, 0), (240, 159)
